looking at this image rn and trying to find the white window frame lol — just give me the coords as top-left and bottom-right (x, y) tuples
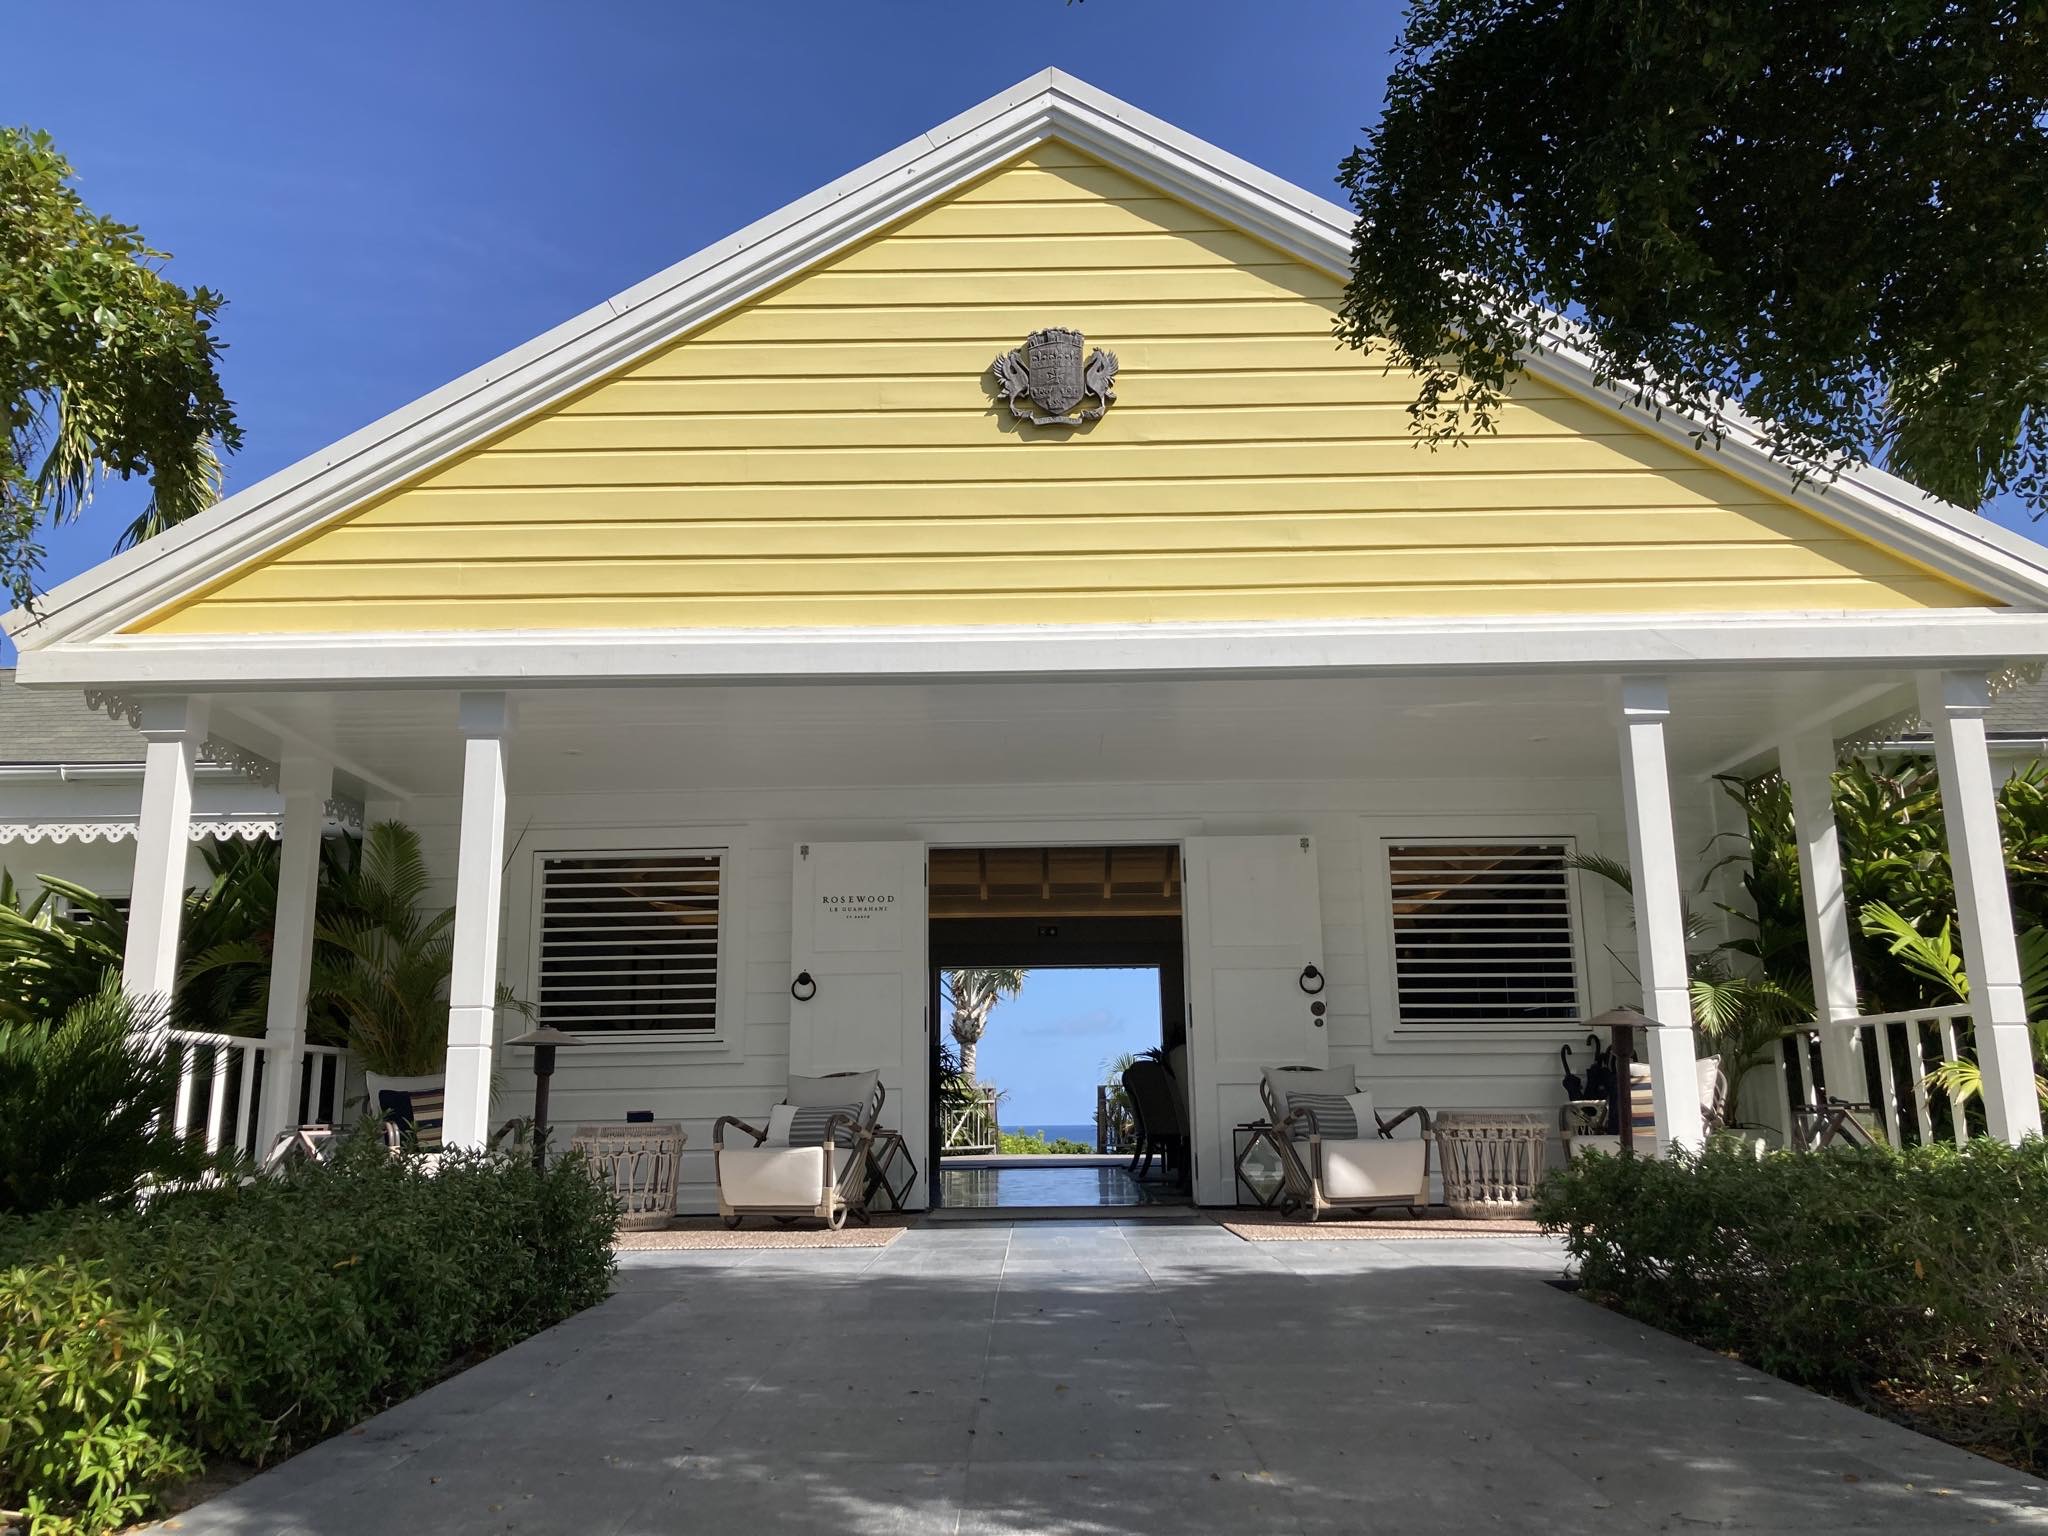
(509, 824), (748, 1060)
(1362, 813), (1609, 1053)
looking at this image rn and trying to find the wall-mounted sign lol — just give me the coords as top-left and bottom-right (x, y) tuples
(820, 892), (897, 922)
(990, 326), (1118, 426)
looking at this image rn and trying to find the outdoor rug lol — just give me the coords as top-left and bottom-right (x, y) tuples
(1211, 1209), (1545, 1241)
(614, 1215), (912, 1250)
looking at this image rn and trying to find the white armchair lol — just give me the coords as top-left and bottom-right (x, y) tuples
(713, 1070), (885, 1230)
(1260, 1064), (1433, 1221)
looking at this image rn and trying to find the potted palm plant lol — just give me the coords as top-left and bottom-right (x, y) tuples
(313, 821), (479, 1105)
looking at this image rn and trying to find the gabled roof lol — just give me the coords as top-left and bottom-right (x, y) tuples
(11, 67), (2048, 655)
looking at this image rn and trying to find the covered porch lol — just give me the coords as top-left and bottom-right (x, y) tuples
(98, 634), (2048, 1206)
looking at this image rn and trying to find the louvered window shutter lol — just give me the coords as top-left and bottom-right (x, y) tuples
(1387, 842), (1582, 1032)
(537, 851), (721, 1031)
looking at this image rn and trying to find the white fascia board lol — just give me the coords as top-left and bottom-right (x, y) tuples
(13, 68), (2048, 652)
(18, 611), (2048, 691)
(0, 762), (246, 782)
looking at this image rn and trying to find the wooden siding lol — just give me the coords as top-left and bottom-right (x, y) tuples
(134, 143), (1986, 635)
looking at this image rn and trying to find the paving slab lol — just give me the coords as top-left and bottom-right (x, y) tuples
(161, 1221), (2048, 1534)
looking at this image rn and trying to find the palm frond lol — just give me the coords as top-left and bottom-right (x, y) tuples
(1858, 902), (1968, 1004)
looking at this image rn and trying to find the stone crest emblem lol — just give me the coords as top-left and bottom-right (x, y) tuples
(990, 327), (1117, 426)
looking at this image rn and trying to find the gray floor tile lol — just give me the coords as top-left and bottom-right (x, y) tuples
(163, 1222), (2048, 1535)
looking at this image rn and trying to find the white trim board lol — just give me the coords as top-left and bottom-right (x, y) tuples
(17, 611), (2048, 690)
(11, 68), (2048, 661)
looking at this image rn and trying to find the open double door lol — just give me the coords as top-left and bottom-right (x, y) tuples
(787, 836), (1326, 1210)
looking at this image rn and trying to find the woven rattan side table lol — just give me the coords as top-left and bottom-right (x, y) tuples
(569, 1122), (685, 1231)
(1430, 1110), (1550, 1219)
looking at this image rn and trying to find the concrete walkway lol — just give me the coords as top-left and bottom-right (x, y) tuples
(169, 1221), (2046, 1534)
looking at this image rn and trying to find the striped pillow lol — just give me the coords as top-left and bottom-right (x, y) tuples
(378, 1088), (445, 1153)
(786, 1103), (862, 1147)
(1283, 1092), (1357, 1141)
(1628, 1064), (1656, 1138)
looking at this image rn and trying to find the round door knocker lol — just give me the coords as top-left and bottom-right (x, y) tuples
(1298, 964), (1326, 996)
(790, 971), (817, 1002)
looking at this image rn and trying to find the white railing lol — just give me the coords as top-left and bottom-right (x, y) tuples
(941, 1086), (1000, 1153)
(1782, 1007), (1978, 1149)
(166, 1030), (353, 1161)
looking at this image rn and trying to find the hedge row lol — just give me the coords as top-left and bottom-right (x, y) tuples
(1536, 1139), (2048, 1471)
(0, 1137), (617, 1534)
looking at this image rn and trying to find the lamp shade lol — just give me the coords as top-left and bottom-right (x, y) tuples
(1586, 1006), (1652, 1032)
(506, 1024), (584, 1049)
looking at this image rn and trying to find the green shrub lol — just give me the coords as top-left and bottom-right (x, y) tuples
(998, 1130), (1094, 1155)
(1538, 1140), (2048, 1467)
(0, 975), (212, 1216)
(0, 1259), (208, 1535)
(0, 1135), (617, 1531)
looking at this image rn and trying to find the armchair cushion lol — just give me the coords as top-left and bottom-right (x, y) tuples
(788, 1070), (878, 1109)
(1261, 1064), (1358, 1127)
(1347, 1090), (1377, 1134)
(718, 1145), (855, 1208)
(1317, 1139), (1428, 1201)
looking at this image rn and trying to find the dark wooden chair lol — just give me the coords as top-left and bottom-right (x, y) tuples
(1121, 1058), (1186, 1182)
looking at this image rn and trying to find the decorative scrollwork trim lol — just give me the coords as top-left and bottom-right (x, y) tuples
(1833, 660), (2046, 762)
(0, 818), (284, 845)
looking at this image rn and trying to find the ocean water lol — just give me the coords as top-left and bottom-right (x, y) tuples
(1004, 1122), (1101, 1146)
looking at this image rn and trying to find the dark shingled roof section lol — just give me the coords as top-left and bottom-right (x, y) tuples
(1986, 681), (2048, 738)
(1891, 680), (2048, 743)
(0, 669), (147, 765)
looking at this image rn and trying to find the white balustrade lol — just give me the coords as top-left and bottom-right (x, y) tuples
(1784, 1008), (1979, 1149)
(165, 1029), (353, 1160)
(941, 1086), (1000, 1154)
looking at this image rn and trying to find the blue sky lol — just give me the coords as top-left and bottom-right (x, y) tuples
(7, 0), (2036, 661)
(962, 968), (1161, 1126)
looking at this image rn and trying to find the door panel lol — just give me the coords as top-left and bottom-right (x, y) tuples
(789, 841), (929, 1207)
(1183, 835), (1326, 1206)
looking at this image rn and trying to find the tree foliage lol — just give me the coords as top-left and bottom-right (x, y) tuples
(1, 126), (240, 610)
(310, 821), (462, 1078)
(943, 966), (1027, 1081)
(0, 837), (355, 1036)
(1337, 3), (2048, 513)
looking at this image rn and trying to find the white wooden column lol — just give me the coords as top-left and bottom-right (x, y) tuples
(122, 696), (209, 1004)
(255, 756), (332, 1151)
(1781, 731), (1864, 1098)
(1616, 676), (1705, 1153)
(443, 692), (510, 1150)
(1917, 670), (2044, 1143)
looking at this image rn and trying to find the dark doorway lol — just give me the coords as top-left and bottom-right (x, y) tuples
(926, 845), (1190, 1211)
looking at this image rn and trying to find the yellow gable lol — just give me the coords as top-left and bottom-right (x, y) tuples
(132, 144), (1988, 635)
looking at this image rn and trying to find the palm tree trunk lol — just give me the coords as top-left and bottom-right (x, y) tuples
(960, 1037), (979, 1080)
